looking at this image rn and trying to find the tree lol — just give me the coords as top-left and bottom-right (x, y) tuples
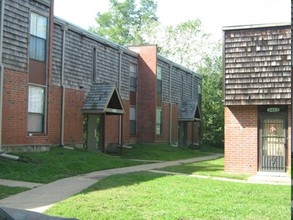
(90, 0), (158, 46)
(91, 2), (224, 146)
(197, 47), (224, 147)
(146, 20), (224, 147)
(145, 19), (214, 71)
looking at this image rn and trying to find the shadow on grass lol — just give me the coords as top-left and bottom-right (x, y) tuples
(81, 159), (226, 195)
(82, 171), (172, 194)
(159, 158), (250, 180)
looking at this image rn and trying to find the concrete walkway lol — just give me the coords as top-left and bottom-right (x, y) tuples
(0, 154), (222, 213)
(0, 153), (290, 214)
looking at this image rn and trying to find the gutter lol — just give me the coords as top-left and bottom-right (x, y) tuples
(0, 63), (3, 151)
(0, 0), (5, 151)
(169, 64), (172, 144)
(291, 18), (293, 155)
(118, 48), (123, 147)
(60, 24), (68, 147)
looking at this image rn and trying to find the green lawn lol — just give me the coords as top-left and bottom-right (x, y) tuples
(0, 147), (142, 183)
(0, 144), (220, 184)
(122, 143), (223, 161)
(0, 185), (28, 200)
(46, 172), (290, 220)
(160, 158), (250, 180)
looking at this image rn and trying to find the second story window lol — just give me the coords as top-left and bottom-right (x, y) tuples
(29, 12), (47, 61)
(157, 66), (162, 95)
(129, 63), (137, 92)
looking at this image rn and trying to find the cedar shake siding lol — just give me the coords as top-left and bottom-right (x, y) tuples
(224, 24), (291, 105)
(223, 23), (291, 174)
(0, 1), (202, 151)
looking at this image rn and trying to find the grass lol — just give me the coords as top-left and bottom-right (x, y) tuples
(0, 185), (28, 200)
(122, 143), (223, 161)
(0, 144), (221, 184)
(45, 171), (290, 220)
(0, 147), (142, 183)
(160, 158), (250, 180)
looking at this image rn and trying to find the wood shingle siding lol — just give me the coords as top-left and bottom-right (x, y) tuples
(1, 0), (51, 72)
(223, 24), (291, 105)
(157, 58), (201, 105)
(52, 18), (138, 100)
(53, 17), (201, 103)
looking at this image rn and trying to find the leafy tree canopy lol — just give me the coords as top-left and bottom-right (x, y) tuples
(90, 0), (158, 46)
(197, 51), (224, 147)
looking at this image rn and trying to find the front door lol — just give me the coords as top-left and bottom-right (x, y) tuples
(179, 122), (187, 147)
(84, 114), (104, 151)
(259, 116), (286, 172)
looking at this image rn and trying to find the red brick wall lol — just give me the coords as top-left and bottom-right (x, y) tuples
(103, 100), (137, 148)
(47, 85), (61, 145)
(172, 104), (179, 143)
(129, 45), (157, 142)
(2, 69), (61, 147)
(2, 69), (29, 144)
(224, 106), (258, 174)
(63, 88), (85, 145)
(225, 105), (291, 174)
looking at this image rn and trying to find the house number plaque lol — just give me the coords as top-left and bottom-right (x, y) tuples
(267, 107), (280, 113)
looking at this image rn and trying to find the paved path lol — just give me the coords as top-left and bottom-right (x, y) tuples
(0, 153), (290, 214)
(0, 154), (223, 213)
(0, 179), (43, 189)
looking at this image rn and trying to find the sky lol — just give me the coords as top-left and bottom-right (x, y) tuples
(54, 0), (290, 41)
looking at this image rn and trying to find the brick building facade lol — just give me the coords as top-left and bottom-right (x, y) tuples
(0, 0), (202, 152)
(223, 23), (291, 174)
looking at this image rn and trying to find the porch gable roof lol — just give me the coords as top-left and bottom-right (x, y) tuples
(179, 100), (201, 121)
(82, 83), (125, 115)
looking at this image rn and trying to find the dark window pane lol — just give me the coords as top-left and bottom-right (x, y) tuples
(130, 120), (136, 135)
(157, 79), (162, 94)
(30, 36), (46, 61)
(130, 76), (137, 91)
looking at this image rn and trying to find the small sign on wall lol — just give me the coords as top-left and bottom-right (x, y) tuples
(267, 107), (280, 113)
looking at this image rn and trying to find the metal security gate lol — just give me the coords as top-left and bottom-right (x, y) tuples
(259, 116), (286, 172)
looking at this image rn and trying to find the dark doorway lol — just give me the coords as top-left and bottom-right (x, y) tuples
(84, 114), (104, 151)
(179, 122), (187, 147)
(259, 115), (286, 172)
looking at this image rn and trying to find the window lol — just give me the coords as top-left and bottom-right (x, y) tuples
(92, 47), (97, 82)
(129, 63), (137, 92)
(29, 12), (47, 61)
(157, 66), (162, 94)
(156, 108), (162, 135)
(28, 86), (45, 132)
(198, 83), (202, 94)
(129, 106), (136, 135)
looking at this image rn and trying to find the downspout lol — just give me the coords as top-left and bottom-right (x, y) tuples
(191, 74), (194, 145)
(291, 18), (293, 157)
(118, 48), (123, 148)
(169, 64), (172, 144)
(0, 0), (5, 151)
(0, 63), (3, 152)
(60, 24), (68, 147)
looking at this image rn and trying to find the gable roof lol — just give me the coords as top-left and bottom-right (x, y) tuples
(82, 83), (125, 115)
(179, 100), (201, 121)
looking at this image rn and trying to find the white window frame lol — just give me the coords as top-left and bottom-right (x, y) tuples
(129, 63), (137, 92)
(156, 107), (162, 136)
(29, 12), (48, 61)
(28, 85), (45, 133)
